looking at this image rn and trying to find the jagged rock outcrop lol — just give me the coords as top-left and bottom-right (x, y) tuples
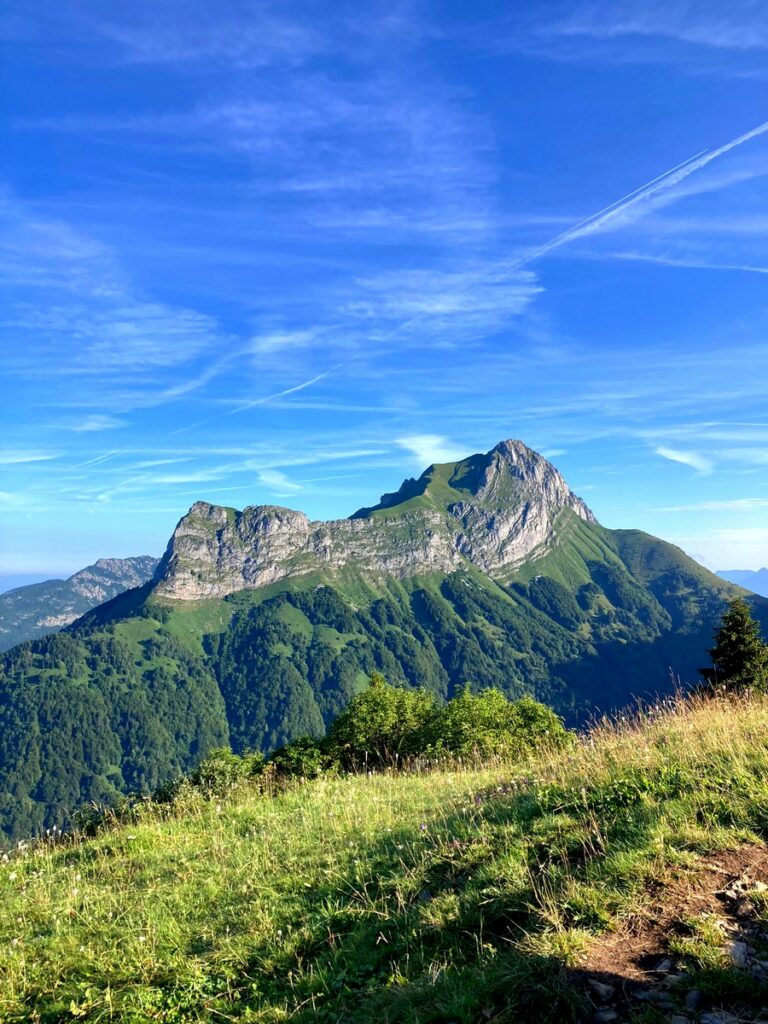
(154, 440), (596, 600)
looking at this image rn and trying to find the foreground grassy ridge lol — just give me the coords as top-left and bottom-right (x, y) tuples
(4, 695), (768, 1022)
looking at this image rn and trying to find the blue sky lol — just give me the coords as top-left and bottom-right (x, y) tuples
(1, 0), (767, 581)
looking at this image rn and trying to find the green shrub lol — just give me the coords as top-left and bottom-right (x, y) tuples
(328, 672), (438, 768)
(269, 736), (337, 779)
(421, 687), (569, 760)
(180, 681), (570, 795)
(326, 675), (569, 768)
(190, 748), (265, 793)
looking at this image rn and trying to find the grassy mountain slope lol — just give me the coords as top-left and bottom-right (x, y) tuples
(351, 450), (542, 520)
(0, 556), (159, 652)
(4, 693), (768, 1023)
(1, 511), (764, 841)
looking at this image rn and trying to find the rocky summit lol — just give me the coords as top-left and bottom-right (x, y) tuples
(154, 440), (596, 599)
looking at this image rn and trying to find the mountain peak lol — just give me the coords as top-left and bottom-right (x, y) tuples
(153, 439), (596, 600)
(353, 439), (594, 522)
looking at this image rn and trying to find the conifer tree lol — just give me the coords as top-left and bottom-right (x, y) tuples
(700, 598), (768, 691)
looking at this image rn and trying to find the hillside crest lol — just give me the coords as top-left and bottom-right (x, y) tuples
(154, 439), (596, 600)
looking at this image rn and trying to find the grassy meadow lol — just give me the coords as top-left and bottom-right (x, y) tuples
(4, 692), (768, 1022)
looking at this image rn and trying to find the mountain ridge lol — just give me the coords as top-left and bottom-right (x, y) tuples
(718, 567), (768, 598)
(154, 440), (596, 600)
(0, 555), (159, 652)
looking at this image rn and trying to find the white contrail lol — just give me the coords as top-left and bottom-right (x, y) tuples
(229, 365), (343, 414)
(172, 365), (343, 434)
(518, 119), (768, 266)
(170, 120), (768, 430)
(378, 122), (768, 341)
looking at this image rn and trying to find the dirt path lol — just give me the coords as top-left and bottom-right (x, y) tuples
(572, 845), (768, 1023)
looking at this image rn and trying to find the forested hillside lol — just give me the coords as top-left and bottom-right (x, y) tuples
(1, 516), (763, 841)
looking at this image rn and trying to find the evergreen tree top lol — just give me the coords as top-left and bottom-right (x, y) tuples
(701, 598), (768, 690)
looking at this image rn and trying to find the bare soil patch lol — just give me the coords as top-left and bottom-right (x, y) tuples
(573, 844), (768, 1022)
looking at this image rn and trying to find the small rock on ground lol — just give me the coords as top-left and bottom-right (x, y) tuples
(684, 989), (702, 1012)
(587, 979), (615, 1001)
(725, 939), (750, 967)
(590, 1011), (618, 1024)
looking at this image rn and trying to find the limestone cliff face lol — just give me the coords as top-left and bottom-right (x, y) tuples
(447, 440), (595, 575)
(153, 440), (596, 600)
(69, 557), (159, 603)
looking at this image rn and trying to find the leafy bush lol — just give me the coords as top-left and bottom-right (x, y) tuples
(421, 687), (569, 760)
(326, 673), (569, 768)
(189, 748), (265, 794)
(269, 736), (337, 779)
(181, 677), (570, 792)
(328, 672), (438, 768)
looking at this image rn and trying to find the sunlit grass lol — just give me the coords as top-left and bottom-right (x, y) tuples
(3, 691), (768, 1022)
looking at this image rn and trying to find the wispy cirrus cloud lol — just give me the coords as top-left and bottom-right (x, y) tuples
(0, 186), (126, 298)
(258, 469), (302, 495)
(657, 498), (768, 512)
(396, 434), (469, 467)
(0, 450), (58, 465)
(249, 328), (326, 355)
(97, 9), (329, 68)
(70, 414), (128, 432)
(343, 264), (542, 348)
(719, 448), (768, 465)
(0, 491), (26, 506)
(18, 66), (498, 245)
(0, 1), (334, 69)
(582, 249), (768, 276)
(131, 457), (192, 469)
(550, 1), (768, 53)
(0, 190), (240, 414)
(484, 1), (768, 77)
(655, 446), (714, 474)
(8, 301), (224, 373)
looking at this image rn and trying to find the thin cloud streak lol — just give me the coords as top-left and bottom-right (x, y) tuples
(376, 119), (768, 345)
(517, 119), (768, 263)
(656, 498), (768, 512)
(0, 450), (58, 465)
(229, 365), (343, 414)
(655, 446), (714, 474)
(576, 249), (768, 275)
